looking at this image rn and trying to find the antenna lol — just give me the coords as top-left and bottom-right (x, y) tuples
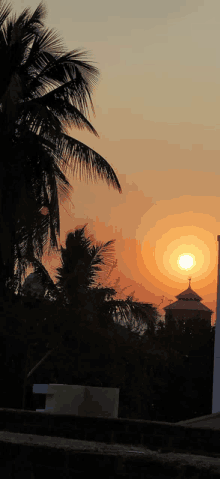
(158, 295), (165, 307)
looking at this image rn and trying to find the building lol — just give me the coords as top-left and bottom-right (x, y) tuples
(163, 278), (213, 328)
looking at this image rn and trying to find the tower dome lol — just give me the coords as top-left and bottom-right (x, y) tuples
(163, 278), (213, 327)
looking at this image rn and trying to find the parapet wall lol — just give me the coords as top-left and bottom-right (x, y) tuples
(0, 408), (220, 457)
(2, 428), (220, 479)
(1, 408), (220, 478)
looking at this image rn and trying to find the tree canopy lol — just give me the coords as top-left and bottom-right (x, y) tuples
(0, 1), (121, 297)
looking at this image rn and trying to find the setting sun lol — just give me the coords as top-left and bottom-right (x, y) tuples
(178, 254), (194, 270)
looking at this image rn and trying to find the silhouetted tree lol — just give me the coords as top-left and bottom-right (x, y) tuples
(18, 226), (157, 412)
(0, 1), (121, 299)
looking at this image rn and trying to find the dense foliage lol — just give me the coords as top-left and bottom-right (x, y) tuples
(0, 291), (214, 422)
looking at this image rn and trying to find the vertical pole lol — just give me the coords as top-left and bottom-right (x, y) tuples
(22, 343), (30, 410)
(212, 235), (220, 413)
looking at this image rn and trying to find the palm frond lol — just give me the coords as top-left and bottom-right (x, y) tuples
(55, 226), (112, 293)
(22, 94), (99, 137)
(90, 240), (116, 274)
(90, 286), (117, 305)
(98, 295), (157, 327)
(56, 133), (122, 193)
(16, 100), (62, 137)
(25, 1), (47, 30)
(52, 161), (72, 202)
(5, 134), (63, 267)
(30, 255), (59, 295)
(55, 225), (88, 280)
(0, 5), (47, 111)
(0, 1), (12, 29)
(27, 47), (99, 117)
(64, 225), (88, 251)
(28, 25), (66, 58)
(46, 172), (60, 253)
(2, 6), (35, 50)
(9, 1), (46, 44)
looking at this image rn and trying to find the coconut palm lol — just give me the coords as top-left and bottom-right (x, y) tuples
(43, 225), (157, 330)
(24, 225), (157, 385)
(55, 225), (116, 305)
(0, 1), (121, 298)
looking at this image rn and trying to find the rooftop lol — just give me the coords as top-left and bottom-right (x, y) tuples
(163, 278), (213, 313)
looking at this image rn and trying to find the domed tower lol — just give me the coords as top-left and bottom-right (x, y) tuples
(164, 278), (213, 327)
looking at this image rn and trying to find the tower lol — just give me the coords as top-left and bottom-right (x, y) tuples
(163, 278), (213, 327)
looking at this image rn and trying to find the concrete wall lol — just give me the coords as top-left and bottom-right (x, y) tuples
(1, 429), (220, 478)
(1, 409), (220, 477)
(0, 408), (220, 455)
(33, 384), (119, 418)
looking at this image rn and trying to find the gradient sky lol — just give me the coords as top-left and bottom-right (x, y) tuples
(13, 0), (220, 321)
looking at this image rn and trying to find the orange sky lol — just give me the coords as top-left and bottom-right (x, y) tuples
(15, 0), (220, 322)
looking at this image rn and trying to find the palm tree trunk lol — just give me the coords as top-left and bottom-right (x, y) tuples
(27, 347), (57, 379)
(23, 345), (60, 409)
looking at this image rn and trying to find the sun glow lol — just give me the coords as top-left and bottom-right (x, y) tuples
(136, 205), (217, 295)
(178, 254), (194, 270)
(139, 227), (213, 292)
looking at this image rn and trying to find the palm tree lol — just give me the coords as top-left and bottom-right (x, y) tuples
(25, 225), (157, 381)
(55, 225), (116, 305)
(36, 225), (157, 335)
(20, 228), (160, 411)
(0, 1), (122, 299)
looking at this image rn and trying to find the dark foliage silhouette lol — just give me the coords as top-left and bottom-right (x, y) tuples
(0, 1), (121, 299)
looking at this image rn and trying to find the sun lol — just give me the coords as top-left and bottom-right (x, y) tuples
(178, 254), (194, 271)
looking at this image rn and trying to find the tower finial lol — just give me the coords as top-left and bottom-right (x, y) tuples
(188, 277), (191, 288)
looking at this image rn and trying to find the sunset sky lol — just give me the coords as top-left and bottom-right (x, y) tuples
(14, 0), (220, 322)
